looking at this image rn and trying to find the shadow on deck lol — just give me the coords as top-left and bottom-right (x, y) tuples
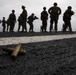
(0, 31), (76, 37)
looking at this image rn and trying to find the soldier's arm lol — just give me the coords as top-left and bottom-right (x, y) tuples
(71, 11), (74, 15)
(48, 7), (52, 14)
(35, 16), (38, 19)
(25, 10), (27, 17)
(58, 7), (61, 15)
(14, 15), (16, 23)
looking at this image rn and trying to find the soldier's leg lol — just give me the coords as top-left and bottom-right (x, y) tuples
(31, 23), (33, 32)
(12, 23), (15, 32)
(22, 24), (24, 32)
(10, 22), (14, 32)
(10, 23), (13, 32)
(63, 21), (68, 32)
(3, 26), (5, 32)
(44, 20), (47, 32)
(8, 25), (10, 32)
(9, 25), (11, 32)
(24, 21), (27, 32)
(22, 23), (25, 32)
(29, 26), (31, 32)
(68, 21), (72, 32)
(29, 22), (32, 32)
(18, 23), (20, 31)
(7, 24), (9, 32)
(42, 21), (44, 32)
(29, 25), (31, 32)
(41, 26), (43, 32)
(4, 25), (6, 32)
(43, 20), (45, 32)
(62, 23), (65, 32)
(50, 19), (53, 32)
(55, 20), (58, 32)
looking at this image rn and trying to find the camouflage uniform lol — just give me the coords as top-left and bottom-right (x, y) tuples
(63, 6), (74, 32)
(41, 7), (48, 32)
(21, 5), (27, 32)
(18, 14), (23, 31)
(2, 17), (6, 32)
(48, 3), (61, 32)
(27, 13), (38, 32)
(9, 10), (16, 32)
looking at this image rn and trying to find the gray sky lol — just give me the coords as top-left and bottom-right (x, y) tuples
(0, 0), (76, 32)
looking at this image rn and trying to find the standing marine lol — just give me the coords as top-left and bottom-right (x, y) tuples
(41, 7), (48, 32)
(63, 6), (74, 32)
(21, 5), (27, 32)
(48, 2), (61, 32)
(1, 17), (7, 32)
(17, 14), (23, 32)
(8, 10), (16, 32)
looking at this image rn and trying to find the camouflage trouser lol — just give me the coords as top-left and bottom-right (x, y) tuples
(22, 21), (27, 32)
(42, 20), (47, 32)
(63, 20), (72, 32)
(2, 25), (6, 32)
(50, 19), (58, 31)
(28, 22), (33, 32)
(18, 22), (22, 31)
(7, 24), (10, 32)
(10, 22), (15, 32)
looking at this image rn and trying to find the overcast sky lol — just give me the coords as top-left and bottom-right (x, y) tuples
(0, 0), (76, 32)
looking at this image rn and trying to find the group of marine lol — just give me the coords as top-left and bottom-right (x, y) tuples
(0, 2), (75, 33)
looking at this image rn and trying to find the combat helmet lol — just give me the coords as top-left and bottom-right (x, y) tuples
(22, 5), (25, 9)
(54, 2), (57, 6)
(43, 7), (46, 9)
(68, 6), (72, 9)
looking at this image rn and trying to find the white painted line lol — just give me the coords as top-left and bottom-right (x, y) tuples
(0, 34), (76, 45)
